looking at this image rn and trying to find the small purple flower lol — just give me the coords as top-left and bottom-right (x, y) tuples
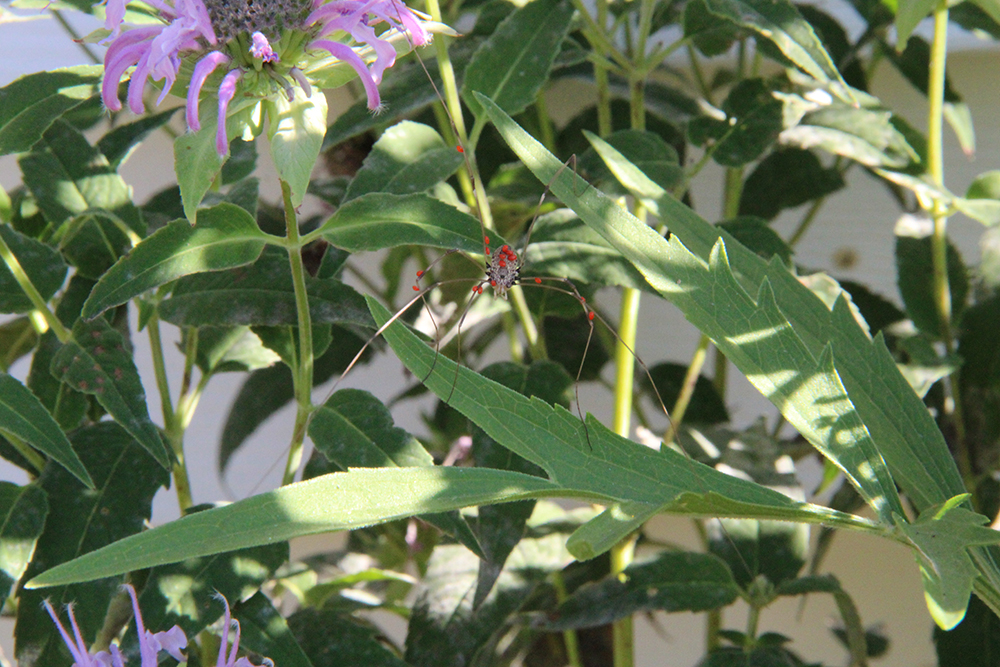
(44, 584), (187, 667)
(99, 0), (433, 156)
(214, 592), (273, 667)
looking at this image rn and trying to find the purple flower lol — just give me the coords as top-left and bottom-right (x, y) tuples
(100, 0), (433, 156)
(214, 592), (272, 667)
(43, 584), (187, 667)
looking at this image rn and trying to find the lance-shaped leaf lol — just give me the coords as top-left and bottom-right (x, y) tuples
(82, 203), (271, 318)
(236, 594), (315, 667)
(344, 121), (462, 202)
(536, 552), (739, 630)
(317, 192), (495, 255)
(97, 108), (180, 169)
(0, 225), (68, 314)
(461, 0), (574, 118)
(0, 66), (102, 156)
(0, 482), (48, 602)
(26, 467), (561, 587)
(51, 318), (170, 468)
(0, 373), (91, 488)
(268, 89), (328, 207)
(158, 248), (372, 328)
(701, 0), (847, 92)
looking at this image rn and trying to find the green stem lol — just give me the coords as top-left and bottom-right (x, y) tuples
(552, 571), (583, 667)
(744, 604), (760, 649)
(663, 333), (711, 445)
(926, 1), (971, 483)
(282, 180), (314, 486)
(0, 233), (70, 342)
(535, 96), (557, 153)
(786, 197), (825, 249)
(147, 314), (193, 511)
(610, 533), (637, 667)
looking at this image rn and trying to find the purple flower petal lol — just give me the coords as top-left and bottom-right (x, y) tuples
(43, 600), (99, 667)
(102, 26), (162, 110)
(216, 69), (242, 156)
(311, 39), (381, 110)
(187, 51), (230, 129)
(103, 0), (128, 38)
(290, 67), (313, 99)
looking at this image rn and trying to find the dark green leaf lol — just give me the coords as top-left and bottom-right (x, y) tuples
(0, 224), (67, 313)
(0, 316), (38, 370)
(51, 317), (170, 468)
(0, 373), (91, 487)
(158, 247), (372, 328)
(195, 326), (281, 375)
(958, 295), (1000, 389)
(0, 66), (102, 156)
(222, 138), (258, 184)
(27, 332), (88, 431)
(290, 607), (406, 667)
(684, 0), (741, 56)
(318, 192), (491, 255)
(691, 80), (784, 167)
(738, 148), (844, 220)
(0, 482), (47, 601)
(537, 552), (739, 630)
(97, 108), (179, 169)
(15, 423), (167, 666)
(235, 593), (314, 667)
(580, 129), (682, 197)
(895, 226), (968, 339)
(642, 363), (728, 424)
(344, 121), (462, 201)
(461, 0), (575, 118)
(934, 595), (1000, 667)
(83, 202), (270, 318)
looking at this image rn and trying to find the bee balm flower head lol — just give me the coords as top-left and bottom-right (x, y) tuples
(100, 0), (431, 155)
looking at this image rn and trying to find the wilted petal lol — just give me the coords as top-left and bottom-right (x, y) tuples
(215, 69), (242, 155)
(312, 39), (381, 110)
(187, 51), (230, 129)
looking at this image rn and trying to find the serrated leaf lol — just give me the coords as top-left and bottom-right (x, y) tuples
(158, 248), (372, 327)
(0, 65), (102, 156)
(461, 0), (575, 118)
(83, 203), (270, 318)
(537, 552), (738, 630)
(899, 504), (1000, 630)
(0, 373), (91, 487)
(0, 224), (68, 314)
(15, 423), (167, 666)
(317, 192), (492, 255)
(0, 482), (47, 602)
(580, 129), (682, 196)
(482, 96), (916, 524)
(50, 317), (170, 468)
(702, 0), (847, 89)
(268, 89), (328, 207)
(344, 121), (463, 202)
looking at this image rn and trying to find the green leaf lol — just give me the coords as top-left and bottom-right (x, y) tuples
(0, 225), (68, 314)
(27, 332), (88, 431)
(717, 217), (792, 264)
(0, 483), (47, 602)
(537, 552), (739, 630)
(123, 533), (288, 659)
(174, 122), (227, 224)
(933, 596), (1000, 667)
(268, 89), (328, 207)
(0, 316), (38, 371)
(50, 317), (170, 468)
(195, 326), (281, 375)
(899, 503), (1000, 630)
(15, 423), (168, 665)
(317, 192), (491, 255)
(580, 129), (683, 196)
(0, 373), (91, 487)
(684, 0), (741, 57)
(481, 95), (921, 524)
(97, 108), (179, 169)
(234, 594), (314, 667)
(701, 0), (847, 89)
(26, 467), (560, 587)
(344, 121), (463, 202)
(83, 203), (270, 318)
(0, 66), (102, 156)
(158, 248), (372, 327)
(738, 148), (844, 220)
(896, 0), (937, 48)
(643, 363), (729, 424)
(895, 223), (968, 339)
(288, 607), (407, 667)
(461, 0), (575, 118)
